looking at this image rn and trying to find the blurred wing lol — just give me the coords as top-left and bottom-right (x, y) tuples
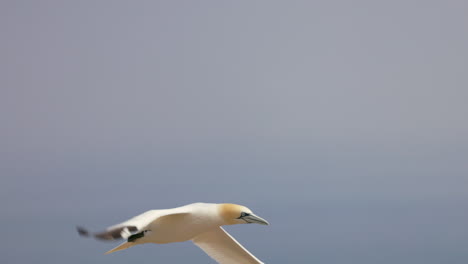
(78, 207), (190, 241)
(193, 227), (264, 264)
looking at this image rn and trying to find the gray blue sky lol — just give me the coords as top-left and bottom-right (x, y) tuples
(1, 1), (468, 263)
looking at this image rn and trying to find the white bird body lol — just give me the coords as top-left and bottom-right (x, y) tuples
(78, 203), (269, 264)
(110, 203), (219, 244)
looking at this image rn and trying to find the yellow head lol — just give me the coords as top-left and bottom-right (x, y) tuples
(218, 203), (269, 226)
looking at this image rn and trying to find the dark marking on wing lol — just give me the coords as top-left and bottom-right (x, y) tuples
(76, 226), (139, 241)
(127, 231), (145, 242)
(77, 226), (90, 237)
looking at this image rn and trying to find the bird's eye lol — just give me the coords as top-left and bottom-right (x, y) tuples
(240, 212), (250, 217)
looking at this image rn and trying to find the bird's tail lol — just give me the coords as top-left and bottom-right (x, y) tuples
(105, 242), (136, 254)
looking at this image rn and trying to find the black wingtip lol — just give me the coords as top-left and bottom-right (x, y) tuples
(76, 226), (90, 237)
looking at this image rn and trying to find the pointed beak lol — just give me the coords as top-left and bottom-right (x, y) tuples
(243, 214), (270, 225)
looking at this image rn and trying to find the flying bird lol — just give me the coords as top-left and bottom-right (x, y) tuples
(77, 202), (269, 264)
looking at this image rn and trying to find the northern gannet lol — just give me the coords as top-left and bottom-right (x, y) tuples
(77, 203), (269, 264)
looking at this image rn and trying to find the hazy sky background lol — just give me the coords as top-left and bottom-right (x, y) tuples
(1, 1), (468, 263)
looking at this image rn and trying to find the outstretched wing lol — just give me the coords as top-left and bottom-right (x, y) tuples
(77, 225), (140, 241)
(192, 227), (264, 264)
(77, 207), (190, 241)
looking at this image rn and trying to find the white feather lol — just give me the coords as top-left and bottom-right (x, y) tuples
(193, 227), (264, 264)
